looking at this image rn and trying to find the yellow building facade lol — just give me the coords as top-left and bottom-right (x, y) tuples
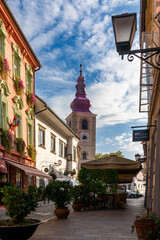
(140, 0), (160, 213)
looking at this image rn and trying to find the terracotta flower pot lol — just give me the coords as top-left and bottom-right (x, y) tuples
(72, 203), (83, 212)
(134, 221), (157, 240)
(54, 207), (70, 219)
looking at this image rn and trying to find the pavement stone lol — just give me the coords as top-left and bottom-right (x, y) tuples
(28, 198), (145, 240)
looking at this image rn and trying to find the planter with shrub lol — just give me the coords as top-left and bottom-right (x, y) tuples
(15, 137), (26, 156)
(45, 180), (73, 219)
(0, 185), (42, 240)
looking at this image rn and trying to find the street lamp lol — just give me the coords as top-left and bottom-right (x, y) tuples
(112, 13), (160, 70)
(135, 153), (140, 161)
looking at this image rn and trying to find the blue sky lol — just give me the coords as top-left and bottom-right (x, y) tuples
(6, 0), (147, 159)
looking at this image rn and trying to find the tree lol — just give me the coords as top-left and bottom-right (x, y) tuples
(95, 151), (124, 159)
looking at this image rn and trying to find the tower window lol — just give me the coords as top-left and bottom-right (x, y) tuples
(82, 152), (87, 160)
(69, 120), (71, 128)
(82, 119), (88, 130)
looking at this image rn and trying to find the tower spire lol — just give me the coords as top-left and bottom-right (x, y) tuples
(70, 64), (92, 113)
(80, 63), (82, 76)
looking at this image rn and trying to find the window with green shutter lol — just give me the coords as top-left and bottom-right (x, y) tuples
(12, 44), (21, 80)
(0, 19), (6, 57)
(26, 64), (33, 92)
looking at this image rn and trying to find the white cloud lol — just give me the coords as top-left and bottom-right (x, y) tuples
(114, 132), (144, 155)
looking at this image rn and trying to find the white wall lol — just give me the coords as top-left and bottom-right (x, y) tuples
(35, 117), (79, 187)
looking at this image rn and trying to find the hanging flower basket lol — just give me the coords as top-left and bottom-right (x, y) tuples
(27, 144), (36, 161)
(15, 138), (26, 156)
(0, 55), (9, 80)
(14, 76), (24, 95)
(27, 90), (35, 108)
(1, 130), (13, 153)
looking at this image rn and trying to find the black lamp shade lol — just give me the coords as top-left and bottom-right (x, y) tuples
(112, 13), (137, 53)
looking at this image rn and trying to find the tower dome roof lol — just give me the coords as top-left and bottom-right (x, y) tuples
(70, 64), (92, 113)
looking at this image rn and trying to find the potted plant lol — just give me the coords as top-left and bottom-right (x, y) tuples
(1, 129), (13, 153)
(27, 144), (36, 161)
(45, 180), (73, 219)
(0, 184), (42, 240)
(15, 137), (26, 156)
(14, 75), (24, 95)
(71, 185), (85, 211)
(27, 90), (35, 108)
(131, 208), (160, 240)
(0, 55), (9, 79)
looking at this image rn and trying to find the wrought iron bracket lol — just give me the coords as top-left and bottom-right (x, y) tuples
(119, 47), (160, 70)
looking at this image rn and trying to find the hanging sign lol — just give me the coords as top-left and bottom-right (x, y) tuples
(133, 129), (149, 142)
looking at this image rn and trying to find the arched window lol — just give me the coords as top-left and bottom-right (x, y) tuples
(83, 152), (87, 160)
(82, 119), (88, 130)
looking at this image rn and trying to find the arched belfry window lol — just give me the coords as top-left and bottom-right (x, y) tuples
(82, 152), (87, 160)
(82, 119), (88, 130)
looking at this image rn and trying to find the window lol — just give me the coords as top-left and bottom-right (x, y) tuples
(2, 101), (7, 130)
(83, 152), (87, 160)
(39, 126), (45, 147)
(16, 168), (21, 188)
(15, 113), (22, 138)
(51, 134), (56, 153)
(82, 119), (88, 130)
(73, 147), (76, 161)
(28, 123), (33, 145)
(0, 19), (6, 57)
(28, 176), (33, 186)
(26, 64), (33, 92)
(12, 44), (21, 79)
(69, 120), (71, 128)
(59, 141), (63, 157)
(64, 144), (67, 158)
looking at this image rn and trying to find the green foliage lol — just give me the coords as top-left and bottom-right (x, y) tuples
(27, 144), (36, 161)
(44, 181), (73, 208)
(132, 209), (160, 239)
(37, 186), (45, 200)
(1, 130), (13, 153)
(78, 168), (118, 194)
(71, 185), (86, 204)
(15, 138), (26, 156)
(96, 151), (124, 159)
(2, 185), (39, 223)
(0, 182), (14, 205)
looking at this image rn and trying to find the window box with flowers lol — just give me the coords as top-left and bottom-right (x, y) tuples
(27, 144), (36, 161)
(15, 138), (26, 156)
(14, 76), (24, 95)
(1, 129), (12, 153)
(0, 55), (9, 80)
(27, 90), (35, 108)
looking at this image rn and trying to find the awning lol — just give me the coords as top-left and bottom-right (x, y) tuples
(81, 154), (142, 183)
(4, 158), (52, 179)
(0, 158), (7, 174)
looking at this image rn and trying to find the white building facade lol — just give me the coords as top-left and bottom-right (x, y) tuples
(35, 96), (80, 187)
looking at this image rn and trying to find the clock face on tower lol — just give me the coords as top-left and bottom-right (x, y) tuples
(80, 132), (89, 142)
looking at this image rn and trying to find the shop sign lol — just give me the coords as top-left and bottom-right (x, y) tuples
(133, 129), (149, 142)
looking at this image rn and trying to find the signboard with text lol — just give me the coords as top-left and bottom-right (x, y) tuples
(133, 129), (149, 142)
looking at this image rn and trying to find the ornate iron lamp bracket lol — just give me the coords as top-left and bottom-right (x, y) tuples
(119, 47), (160, 70)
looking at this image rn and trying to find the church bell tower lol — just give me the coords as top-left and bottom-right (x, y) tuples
(66, 64), (96, 168)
